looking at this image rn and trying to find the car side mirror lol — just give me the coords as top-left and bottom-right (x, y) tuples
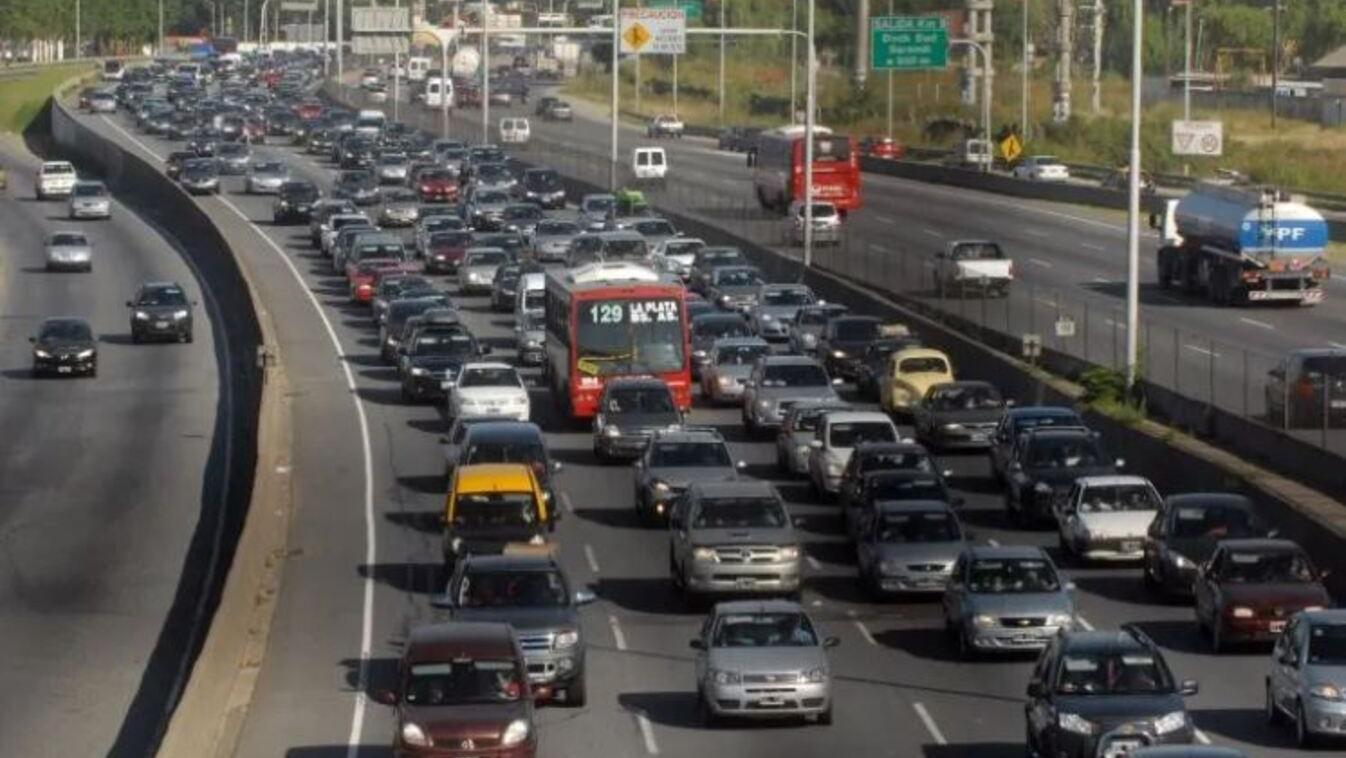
(1065, 581), (1077, 591)
(1005, 399), (1016, 407)
(574, 588), (597, 605)
(942, 469), (954, 478)
(1026, 681), (1043, 698)
(373, 688), (399, 706)
(430, 593), (454, 609)
(823, 636), (840, 649)
(1180, 679), (1199, 696)
(689, 638), (705, 650)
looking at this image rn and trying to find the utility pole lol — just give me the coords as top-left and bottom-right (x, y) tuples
(1125, 0), (1143, 392)
(1021, 0), (1029, 139)
(855, 0), (869, 88)
(610, 0), (620, 189)
(337, 0), (344, 85)
(635, 0), (641, 115)
(1090, 0), (1104, 114)
(1271, 0), (1280, 129)
(324, 0), (330, 74)
(1183, 0), (1192, 121)
(75, 0), (80, 59)
(718, 0), (726, 122)
(886, 0), (894, 137)
(159, 0), (165, 55)
(1052, 0), (1072, 121)
(790, 0), (798, 121)
(245, 0), (250, 43)
(482, 0), (490, 144)
(803, 0), (816, 266)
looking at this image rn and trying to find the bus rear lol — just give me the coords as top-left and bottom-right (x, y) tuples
(791, 133), (861, 213)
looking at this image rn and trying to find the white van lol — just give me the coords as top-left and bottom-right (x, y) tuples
(500, 117), (531, 145)
(354, 109), (386, 137)
(102, 59), (124, 81)
(632, 147), (668, 185)
(407, 57), (432, 82)
(424, 77), (454, 108)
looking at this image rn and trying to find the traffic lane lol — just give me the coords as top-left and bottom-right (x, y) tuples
(0, 143), (221, 757)
(81, 113), (381, 754)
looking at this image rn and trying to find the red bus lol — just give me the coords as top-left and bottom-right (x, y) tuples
(543, 262), (691, 419)
(749, 125), (862, 214)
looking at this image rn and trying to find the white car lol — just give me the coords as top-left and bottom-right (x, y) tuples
(1054, 475), (1162, 563)
(448, 362), (531, 422)
(632, 147), (668, 185)
(1011, 155), (1071, 182)
(67, 180), (112, 219)
(807, 410), (901, 498)
(36, 160), (77, 199)
(651, 237), (705, 281)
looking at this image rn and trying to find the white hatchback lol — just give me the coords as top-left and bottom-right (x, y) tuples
(1055, 475), (1161, 563)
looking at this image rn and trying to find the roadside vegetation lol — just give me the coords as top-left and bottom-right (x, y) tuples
(0, 63), (92, 134)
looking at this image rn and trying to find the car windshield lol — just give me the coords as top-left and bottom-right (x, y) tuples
(1013, 411), (1082, 432)
(927, 384), (1003, 411)
(875, 511), (961, 543)
(634, 220), (676, 236)
(1308, 624), (1346, 666)
(1170, 504), (1260, 540)
(762, 364), (829, 388)
(138, 287), (188, 306)
(40, 321), (92, 341)
(1026, 437), (1106, 469)
(712, 613), (817, 648)
(389, 299), (440, 323)
(899, 357), (948, 374)
(50, 233), (88, 246)
(967, 558), (1061, 594)
(693, 497), (788, 529)
(503, 206), (542, 221)
(606, 388), (676, 414)
(716, 344), (769, 365)
(870, 475), (945, 502)
(715, 269), (763, 287)
(603, 238), (647, 261)
(584, 197), (615, 214)
(762, 288), (814, 306)
(790, 408), (840, 432)
(405, 660), (523, 705)
(254, 162), (285, 174)
(695, 317), (752, 340)
(859, 451), (935, 474)
(420, 169), (453, 182)
(538, 220), (580, 235)
(453, 493), (539, 528)
(465, 251), (509, 266)
(525, 171), (561, 189)
(1302, 356), (1346, 378)
(459, 367), (520, 388)
(950, 243), (1003, 261)
(413, 332), (475, 356)
(828, 421), (897, 448)
(463, 441), (547, 471)
(1056, 651), (1172, 695)
(1078, 484), (1160, 513)
(73, 184), (106, 197)
(457, 569), (567, 608)
(699, 250), (743, 267)
(650, 441), (732, 468)
(800, 203), (836, 218)
(1216, 549), (1317, 584)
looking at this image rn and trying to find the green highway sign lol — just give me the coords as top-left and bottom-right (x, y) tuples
(871, 16), (948, 71)
(647, 0), (704, 23)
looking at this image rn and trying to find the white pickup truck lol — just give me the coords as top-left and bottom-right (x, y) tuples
(934, 240), (1013, 297)
(35, 161), (78, 200)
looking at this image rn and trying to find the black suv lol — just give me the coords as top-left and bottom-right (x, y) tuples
(1025, 627), (1198, 758)
(128, 281), (195, 343)
(1004, 427), (1121, 526)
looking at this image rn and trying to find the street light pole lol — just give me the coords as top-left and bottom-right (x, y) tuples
(159, 0), (165, 56)
(718, 0), (726, 123)
(1271, 0), (1280, 129)
(610, 3), (620, 190)
(482, 1), (491, 145)
(1125, 0), (1143, 392)
(886, 0), (894, 138)
(790, 0), (798, 121)
(1184, 0), (1192, 121)
(803, 0), (816, 267)
(75, 0), (80, 60)
(245, 0), (250, 43)
(336, 0), (344, 85)
(441, 35), (450, 138)
(1022, 0), (1029, 139)
(951, 39), (992, 173)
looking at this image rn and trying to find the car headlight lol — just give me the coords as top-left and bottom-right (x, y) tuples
(796, 444), (812, 458)
(1168, 551), (1194, 569)
(692, 349), (706, 360)
(500, 718), (530, 747)
(761, 313), (775, 322)
(604, 425), (621, 438)
(1310, 684), (1344, 701)
(718, 295), (731, 306)
(524, 338), (541, 349)
(134, 311), (150, 321)
(692, 546), (718, 562)
(553, 629), (580, 649)
(652, 480), (670, 493)
(941, 423), (964, 432)
(1034, 482), (1053, 495)
(410, 367), (427, 376)
(716, 375), (734, 388)
(1047, 613), (1074, 628)
(400, 721), (431, 747)
(1230, 606), (1254, 619)
(1153, 710), (1188, 734)
(972, 614), (996, 628)
(76, 349), (95, 359)
(1058, 712), (1095, 735)
(34, 349), (52, 358)
(800, 667), (827, 683)
(711, 669), (741, 685)
(173, 310), (189, 319)
(779, 545), (800, 560)
(831, 349), (847, 359)
(758, 400), (772, 411)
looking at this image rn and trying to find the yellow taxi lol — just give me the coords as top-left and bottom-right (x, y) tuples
(879, 347), (954, 416)
(442, 462), (557, 571)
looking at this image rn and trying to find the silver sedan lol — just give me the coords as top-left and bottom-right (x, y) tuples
(45, 230), (94, 272)
(245, 161), (290, 194)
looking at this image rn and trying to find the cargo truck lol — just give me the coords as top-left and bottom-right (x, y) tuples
(1152, 182), (1330, 306)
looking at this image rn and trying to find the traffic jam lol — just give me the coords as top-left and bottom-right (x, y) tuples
(89, 55), (1345, 758)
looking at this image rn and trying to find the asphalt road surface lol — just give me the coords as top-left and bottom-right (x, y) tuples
(0, 138), (223, 757)
(83, 100), (1327, 758)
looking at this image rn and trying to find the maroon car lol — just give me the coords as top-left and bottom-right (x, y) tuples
(424, 230), (474, 274)
(417, 168), (460, 204)
(1194, 538), (1331, 652)
(375, 622), (537, 757)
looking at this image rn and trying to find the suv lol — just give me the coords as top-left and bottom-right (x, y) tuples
(592, 377), (682, 461)
(807, 411), (900, 499)
(127, 281), (195, 343)
(373, 622), (537, 756)
(633, 428), (743, 525)
(433, 553), (595, 706)
(1024, 627), (1199, 757)
(1004, 427), (1122, 526)
(742, 355), (840, 434)
(668, 480), (801, 600)
(35, 160), (77, 199)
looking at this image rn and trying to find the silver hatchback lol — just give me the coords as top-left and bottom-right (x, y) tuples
(942, 544), (1075, 657)
(44, 230), (93, 272)
(1266, 609), (1346, 747)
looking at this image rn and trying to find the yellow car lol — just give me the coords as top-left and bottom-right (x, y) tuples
(442, 462), (557, 570)
(879, 347), (954, 416)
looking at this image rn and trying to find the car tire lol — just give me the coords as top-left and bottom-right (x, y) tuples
(131, 331), (142, 344)
(814, 704), (833, 726)
(563, 672), (586, 708)
(1057, 534), (1073, 566)
(697, 689), (719, 727)
(957, 627), (976, 660)
(1296, 700), (1315, 748)
(1266, 680), (1285, 726)
(1211, 620), (1225, 653)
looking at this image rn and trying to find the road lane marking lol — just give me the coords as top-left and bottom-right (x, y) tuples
(1034, 297), (1058, 307)
(1029, 257), (1052, 268)
(560, 491), (574, 514)
(869, 243), (886, 252)
(1331, 341), (1346, 350)
(986, 538), (1000, 547)
(584, 543), (601, 574)
(1025, 228), (1049, 238)
(1239, 317), (1275, 331)
(853, 620), (877, 646)
(1075, 614), (1095, 631)
(921, 227), (941, 237)
(1094, 277), (1113, 284)
(878, 217), (900, 227)
(635, 712), (660, 754)
(100, 115), (383, 756)
(1084, 243), (1105, 252)
(805, 554), (822, 570)
(1194, 728), (1212, 745)
(912, 702), (947, 745)
(1184, 344), (1220, 357)
(608, 614), (628, 651)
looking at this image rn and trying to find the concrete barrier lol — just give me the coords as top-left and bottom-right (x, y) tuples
(47, 97), (296, 758)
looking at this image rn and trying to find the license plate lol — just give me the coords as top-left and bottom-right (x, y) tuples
(1270, 620), (1287, 633)
(440, 381), (454, 390)
(735, 578), (756, 589)
(758, 697), (784, 707)
(155, 320), (169, 329)
(485, 407), (501, 414)
(57, 366), (72, 374)
(1012, 634), (1038, 643)
(970, 433), (988, 442)
(1121, 540), (1142, 553)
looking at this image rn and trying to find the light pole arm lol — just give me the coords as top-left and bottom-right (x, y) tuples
(949, 39), (992, 173)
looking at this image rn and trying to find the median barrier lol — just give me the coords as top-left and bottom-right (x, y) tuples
(48, 96), (295, 758)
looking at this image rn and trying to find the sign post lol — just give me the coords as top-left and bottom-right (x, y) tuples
(1171, 119), (1223, 156)
(870, 16), (948, 71)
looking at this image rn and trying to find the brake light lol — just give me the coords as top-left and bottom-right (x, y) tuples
(1297, 378), (1316, 399)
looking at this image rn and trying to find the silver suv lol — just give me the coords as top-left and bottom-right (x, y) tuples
(741, 355), (840, 434)
(669, 480), (802, 600)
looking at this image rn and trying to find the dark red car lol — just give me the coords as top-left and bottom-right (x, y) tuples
(352, 261), (419, 303)
(1193, 538), (1331, 651)
(293, 99), (324, 122)
(424, 230), (474, 274)
(859, 136), (904, 160)
(374, 622), (537, 757)
(416, 169), (460, 204)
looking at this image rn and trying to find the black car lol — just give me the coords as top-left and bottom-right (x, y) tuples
(380, 296), (452, 363)
(843, 468), (961, 541)
(1142, 493), (1269, 597)
(30, 317), (97, 377)
(855, 336), (923, 399)
(515, 168), (567, 209)
(816, 315), (883, 381)
(911, 380), (1010, 451)
(127, 281), (195, 343)
(592, 377), (683, 461)
(988, 406), (1086, 483)
(1025, 627), (1198, 758)
(472, 231), (528, 260)
(491, 262), (523, 313)
(837, 441), (945, 513)
(272, 180), (321, 223)
(398, 326), (488, 402)
(332, 169), (379, 206)
(1004, 427), (1121, 525)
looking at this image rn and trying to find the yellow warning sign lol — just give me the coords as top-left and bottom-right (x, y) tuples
(1000, 133), (1023, 163)
(623, 22), (653, 51)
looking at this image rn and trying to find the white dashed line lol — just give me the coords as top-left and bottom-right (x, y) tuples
(921, 227), (941, 237)
(1185, 344), (1220, 357)
(869, 243), (886, 252)
(584, 544), (601, 574)
(1194, 728), (1212, 745)
(1029, 257), (1052, 268)
(635, 712), (660, 754)
(1084, 243), (1106, 252)
(1034, 297), (1058, 307)
(805, 555), (822, 570)
(608, 614), (628, 651)
(912, 702), (948, 745)
(1075, 614), (1095, 631)
(1093, 277), (1113, 284)
(1239, 317), (1275, 331)
(560, 491), (574, 514)
(986, 538), (1000, 547)
(853, 620), (877, 646)
(878, 217), (900, 227)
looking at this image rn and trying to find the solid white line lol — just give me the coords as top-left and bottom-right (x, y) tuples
(1193, 728), (1212, 745)
(853, 620), (877, 646)
(986, 539), (1000, 547)
(805, 555), (822, 570)
(1093, 277), (1113, 284)
(608, 614), (628, 651)
(584, 543), (601, 574)
(868, 243), (886, 252)
(921, 227), (941, 237)
(635, 712), (660, 754)
(912, 702), (947, 745)
(1034, 297), (1058, 307)
(1075, 614), (1095, 631)
(98, 115), (381, 757)
(1029, 257), (1052, 268)
(1239, 317), (1275, 331)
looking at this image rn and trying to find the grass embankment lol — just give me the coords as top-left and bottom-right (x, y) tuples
(0, 63), (94, 134)
(566, 54), (1346, 195)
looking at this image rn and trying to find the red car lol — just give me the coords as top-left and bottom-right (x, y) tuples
(293, 99), (324, 122)
(242, 117), (266, 144)
(350, 260), (417, 303)
(423, 230), (474, 274)
(416, 168), (459, 204)
(1193, 538), (1330, 652)
(860, 136), (904, 160)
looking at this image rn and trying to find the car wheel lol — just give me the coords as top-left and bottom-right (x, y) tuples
(1266, 680), (1285, 726)
(1211, 620), (1224, 653)
(814, 704), (833, 726)
(957, 627), (976, 659)
(563, 671), (586, 708)
(131, 331), (142, 344)
(1057, 534), (1073, 565)
(1296, 700), (1315, 748)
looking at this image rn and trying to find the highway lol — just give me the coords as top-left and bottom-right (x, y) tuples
(0, 139), (224, 756)
(82, 91), (1331, 757)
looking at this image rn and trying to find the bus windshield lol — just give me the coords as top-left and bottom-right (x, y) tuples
(576, 297), (685, 376)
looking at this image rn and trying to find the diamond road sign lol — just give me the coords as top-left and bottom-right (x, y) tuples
(871, 16), (948, 71)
